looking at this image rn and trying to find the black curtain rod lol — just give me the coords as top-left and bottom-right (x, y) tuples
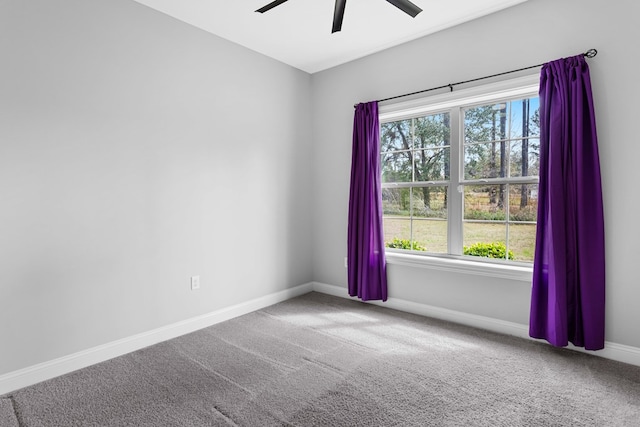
(355, 48), (598, 108)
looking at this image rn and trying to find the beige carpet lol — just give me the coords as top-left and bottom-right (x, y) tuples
(3, 292), (640, 426)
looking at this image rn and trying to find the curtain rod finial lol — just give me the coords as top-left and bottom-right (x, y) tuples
(584, 49), (597, 58)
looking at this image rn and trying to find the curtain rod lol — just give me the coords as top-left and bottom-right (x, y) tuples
(355, 48), (598, 108)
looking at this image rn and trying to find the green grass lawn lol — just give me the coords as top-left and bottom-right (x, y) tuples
(383, 217), (536, 262)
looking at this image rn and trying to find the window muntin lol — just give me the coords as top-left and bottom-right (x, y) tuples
(379, 77), (539, 264)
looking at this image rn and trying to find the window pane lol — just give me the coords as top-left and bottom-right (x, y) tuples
(413, 113), (450, 149)
(382, 187), (410, 216)
(509, 184), (538, 222)
(381, 151), (412, 183)
(383, 217), (412, 249)
(507, 98), (539, 139)
(509, 223), (536, 262)
(381, 120), (413, 152)
(413, 186), (448, 219)
(464, 142), (505, 180)
(509, 138), (540, 178)
(383, 187), (414, 250)
(464, 185), (506, 221)
(463, 222), (508, 259)
(508, 184), (537, 262)
(528, 100), (540, 137)
(464, 103), (508, 144)
(412, 219), (447, 253)
(413, 186), (447, 253)
(464, 185), (509, 259)
(415, 147), (450, 181)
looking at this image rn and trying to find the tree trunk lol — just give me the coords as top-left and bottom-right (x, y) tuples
(421, 187), (431, 211)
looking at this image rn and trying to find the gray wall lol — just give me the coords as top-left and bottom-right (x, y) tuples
(311, 0), (640, 348)
(0, 0), (312, 375)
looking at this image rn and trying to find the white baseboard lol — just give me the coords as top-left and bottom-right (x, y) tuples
(311, 281), (640, 367)
(0, 283), (313, 396)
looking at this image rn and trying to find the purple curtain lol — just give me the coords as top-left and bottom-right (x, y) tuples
(530, 55), (605, 350)
(347, 102), (388, 301)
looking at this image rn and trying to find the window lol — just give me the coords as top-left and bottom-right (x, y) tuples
(379, 75), (539, 264)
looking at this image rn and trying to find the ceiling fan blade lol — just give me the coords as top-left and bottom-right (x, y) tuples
(332, 0), (347, 33)
(385, 0), (422, 17)
(255, 0), (290, 13)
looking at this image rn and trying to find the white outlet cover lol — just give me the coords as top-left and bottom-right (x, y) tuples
(191, 276), (200, 290)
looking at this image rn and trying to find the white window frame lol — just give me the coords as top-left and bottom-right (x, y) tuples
(379, 74), (539, 282)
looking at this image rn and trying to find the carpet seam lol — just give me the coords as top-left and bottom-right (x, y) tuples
(6, 395), (23, 427)
(259, 309), (376, 352)
(205, 332), (298, 374)
(171, 344), (257, 397)
(300, 356), (346, 377)
(240, 311), (325, 356)
(211, 404), (240, 427)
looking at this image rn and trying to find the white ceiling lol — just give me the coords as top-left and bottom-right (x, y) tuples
(131, 0), (528, 74)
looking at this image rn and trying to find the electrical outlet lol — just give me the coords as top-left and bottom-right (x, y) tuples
(191, 276), (200, 290)
(344, 257), (348, 268)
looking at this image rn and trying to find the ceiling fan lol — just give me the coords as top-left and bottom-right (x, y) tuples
(255, 0), (423, 33)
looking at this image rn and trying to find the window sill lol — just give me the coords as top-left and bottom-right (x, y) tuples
(384, 251), (533, 283)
